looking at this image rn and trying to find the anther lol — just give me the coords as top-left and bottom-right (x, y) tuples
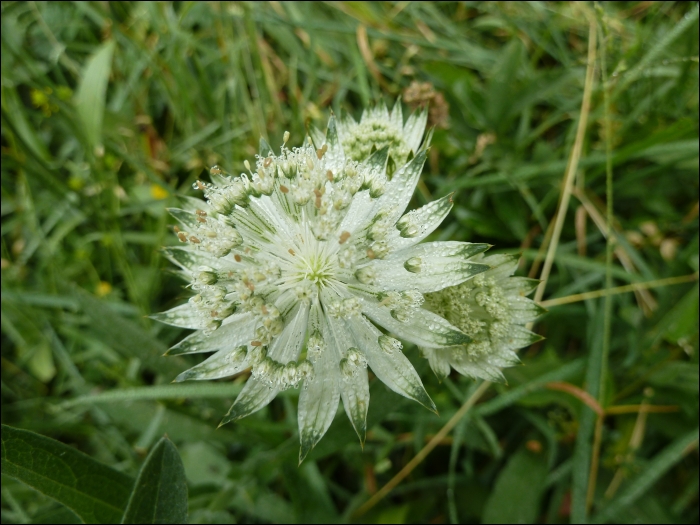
(177, 232), (188, 242)
(195, 209), (207, 216)
(189, 236), (201, 244)
(366, 249), (376, 259)
(244, 160), (251, 171)
(210, 166), (221, 175)
(339, 231), (351, 244)
(173, 226), (180, 233)
(251, 341), (262, 347)
(196, 217), (206, 223)
(327, 170), (334, 181)
(283, 131), (290, 143)
(264, 157), (272, 168)
(195, 180), (206, 190)
(234, 254), (242, 262)
(247, 282), (255, 291)
(280, 185), (289, 193)
(288, 249), (296, 256)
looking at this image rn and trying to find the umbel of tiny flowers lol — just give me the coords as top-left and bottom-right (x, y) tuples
(152, 111), (493, 463)
(420, 254), (546, 383)
(318, 99), (429, 169)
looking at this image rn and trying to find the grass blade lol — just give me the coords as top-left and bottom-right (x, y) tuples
(75, 40), (115, 150)
(591, 427), (699, 524)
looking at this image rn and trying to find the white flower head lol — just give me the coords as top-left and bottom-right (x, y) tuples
(313, 99), (430, 170)
(420, 254), (546, 383)
(153, 112), (492, 463)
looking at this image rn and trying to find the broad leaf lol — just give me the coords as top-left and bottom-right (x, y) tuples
(1, 425), (133, 524)
(482, 447), (549, 524)
(121, 436), (188, 524)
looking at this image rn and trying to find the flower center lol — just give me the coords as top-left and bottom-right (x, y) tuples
(296, 251), (335, 287)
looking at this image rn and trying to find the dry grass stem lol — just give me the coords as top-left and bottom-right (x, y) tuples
(354, 381), (492, 517)
(572, 187), (657, 314)
(530, 21), (597, 310)
(540, 273), (699, 308)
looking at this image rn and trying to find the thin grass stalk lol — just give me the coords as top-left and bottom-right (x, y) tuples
(530, 20), (597, 309)
(354, 381), (492, 517)
(586, 11), (615, 513)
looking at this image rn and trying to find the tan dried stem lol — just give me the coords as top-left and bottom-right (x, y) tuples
(353, 381), (492, 517)
(540, 273), (699, 308)
(530, 21), (597, 312)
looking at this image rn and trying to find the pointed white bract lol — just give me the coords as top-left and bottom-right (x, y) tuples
(154, 102), (542, 462)
(420, 254), (546, 383)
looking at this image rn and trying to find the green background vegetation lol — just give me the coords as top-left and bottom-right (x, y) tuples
(1, 1), (698, 523)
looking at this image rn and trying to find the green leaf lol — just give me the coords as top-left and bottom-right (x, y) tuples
(2, 86), (51, 162)
(121, 436), (188, 524)
(592, 427), (699, 524)
(482, 447), (549, 524)
(75, 40), (115, 149)
(74, 289), (182, 376)
(59, 382), (244, 409)
(1, 425), (134, 524)
(652, 283), (699, 345)
(648, 361), (699, 394)
(571, 305), (607, 523)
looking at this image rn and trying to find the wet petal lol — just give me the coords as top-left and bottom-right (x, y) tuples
(173, 346), (249, 382)
(298, 302), (341, 463)
(149, 304), (211, 330)
(165, 314), (255, 356)
(346, 315), (436, 413)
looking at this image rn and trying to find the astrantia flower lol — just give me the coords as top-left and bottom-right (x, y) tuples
(153, 115), (492, 462)
(420, 254), (546, 383)
(320, 100), (429, 167)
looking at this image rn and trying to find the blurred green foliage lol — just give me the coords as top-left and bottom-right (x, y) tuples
(1, 1), (698, 524)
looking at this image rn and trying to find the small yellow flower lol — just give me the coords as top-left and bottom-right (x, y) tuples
(150, 184), (169, 200)
(96, 281), (112, 297)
